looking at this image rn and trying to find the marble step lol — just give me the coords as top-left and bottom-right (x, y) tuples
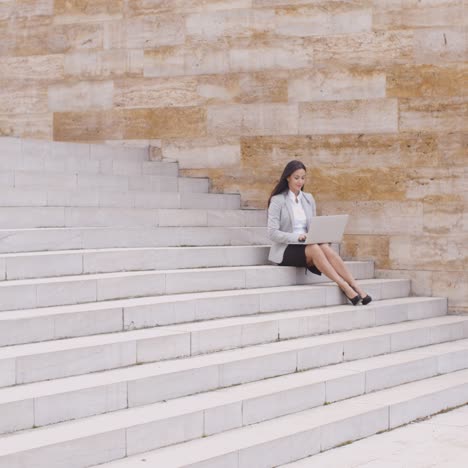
(0, 206), (263, 229)
(84, 369), (468, 468)
(0, 261), (375, 312)
(0, 171), (211, 192)
(0, 178), (213, 208)
(0, 162), (179, 187)
(0, 246), (272, 281)
(0, 308), (463, 390)
(0, 138), (178, 176)
(0, 189), (236, 209)
(0, 297), (451, 434)
(0, 138), (152, 165)
(1, 276), (405, 348)
(0, 226), (270, 254)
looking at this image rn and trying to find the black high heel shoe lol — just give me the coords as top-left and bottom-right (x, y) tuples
(361, 294), (372, 305)
(339, 286), (361, 306)
(350, 284), (372, 305)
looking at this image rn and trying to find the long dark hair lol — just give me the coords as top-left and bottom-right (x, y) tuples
(268, 160), (307, 206)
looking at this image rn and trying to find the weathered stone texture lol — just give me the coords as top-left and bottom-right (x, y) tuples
(0, 55), (64, 80)
(126, 15), (186, 49)
(299, 99), (398, 134)
(373, 2), (465, 29)
(54, 0), (123, 24)
(289, 70), (386, 102)
(54, 107), (207, 140)
(308, 31), (414, 67)
(399, 97), (468, 132)
(387, 64), (468, 98)
(48, 81), (114, 111)
(163, 138), (241, 169)
(64, 50), (144, 78)
(207, 103), (298, 136)
(0, 113), (52, 139)
(414, 28), (466, 64)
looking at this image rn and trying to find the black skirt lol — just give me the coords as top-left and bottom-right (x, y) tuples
(279, 244), (322, 276)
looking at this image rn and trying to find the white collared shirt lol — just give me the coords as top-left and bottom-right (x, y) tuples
(288, 190), (307, 234)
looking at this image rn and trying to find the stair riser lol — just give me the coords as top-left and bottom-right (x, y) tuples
(1, 375), (467, 468)
(0, 277), (400, 346)
(0, 190), (237, 210)
(0, 263), (375, 312)
(0, 205), (256, 229)
(0, 173), (209, 194)
(0, 306), (456, 435)
(0, 227), (270, 254)
(0, 247), (270, 281)
(0, 157), (163, 176)
(0, 138), (151, 164)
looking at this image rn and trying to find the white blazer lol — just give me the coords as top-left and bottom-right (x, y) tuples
(267, 191), (317, 264)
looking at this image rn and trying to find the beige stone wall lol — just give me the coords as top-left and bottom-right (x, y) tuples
(0, 1), (466, 310)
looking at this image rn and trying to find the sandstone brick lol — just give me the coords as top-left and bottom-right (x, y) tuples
(53, 107), (206, 141)
(414, 27), (466, 64)
(405, 167), (466, 200)
(308, 31), (414, 67)
(163, 137), (240, 169)
(437, 132), (467, 167)
(0, 113), (52, 139)
(423, 198), (465, 235)
(207, 103), (298, 136)
(48, 23), (104, 54)
(64, 50), (144, 78)
(375, 268), (434, 297)
(341, 234), (390, 269)
(432, 271), (468, 312)
(0, 1), (14, 21)
(0, 54), (64, 80)
(274, 4), (372, 37)
(0, 19), (15, 55)
(144, 47), (185, 78)
(48, 81), (114, 111)
(299, 99), (398, 134)
(0, 82), (48, 114)
(186, 45), (231, 76)
(186, 8), (275, 40)
(229, 40), (313, 73)
(399, 97), (468, 132)
(389, 235), (466, 271)
(289, 69), (386, 102)
(114, 76), (202, 108)
(126, 14), (185, 49)
(14, 17), (52, 56)
(320, 200), (424, 235)
(16, 0), (53, 18)
(240, 133), (445, 170)
(237, 73), (288, 103)
(144, 45), (231, 77)
(126, 0), (252, 16)
(387, 64), (468, 98)
(373, 3), (465, 29)
(53, 0), (123, 24)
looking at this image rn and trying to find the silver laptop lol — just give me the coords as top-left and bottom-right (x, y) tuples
(302, 214), (349, 244)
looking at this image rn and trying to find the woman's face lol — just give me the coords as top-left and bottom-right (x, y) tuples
(287, 168), (306, 193)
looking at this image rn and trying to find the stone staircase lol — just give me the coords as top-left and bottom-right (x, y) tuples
(0, 137), (467, 468)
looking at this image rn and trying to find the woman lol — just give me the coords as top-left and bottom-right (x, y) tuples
(267, 160), (371, 306)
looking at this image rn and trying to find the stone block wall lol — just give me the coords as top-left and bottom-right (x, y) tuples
(0, 1), (466, 310)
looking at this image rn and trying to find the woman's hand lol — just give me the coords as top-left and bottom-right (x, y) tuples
(298, 234), (307, 242)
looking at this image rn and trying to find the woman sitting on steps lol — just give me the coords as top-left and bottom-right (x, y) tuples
(267, 160), (372, 306)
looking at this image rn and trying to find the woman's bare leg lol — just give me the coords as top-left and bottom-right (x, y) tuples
(318, 243), (368, 297)
(305, 244), (357, 299)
